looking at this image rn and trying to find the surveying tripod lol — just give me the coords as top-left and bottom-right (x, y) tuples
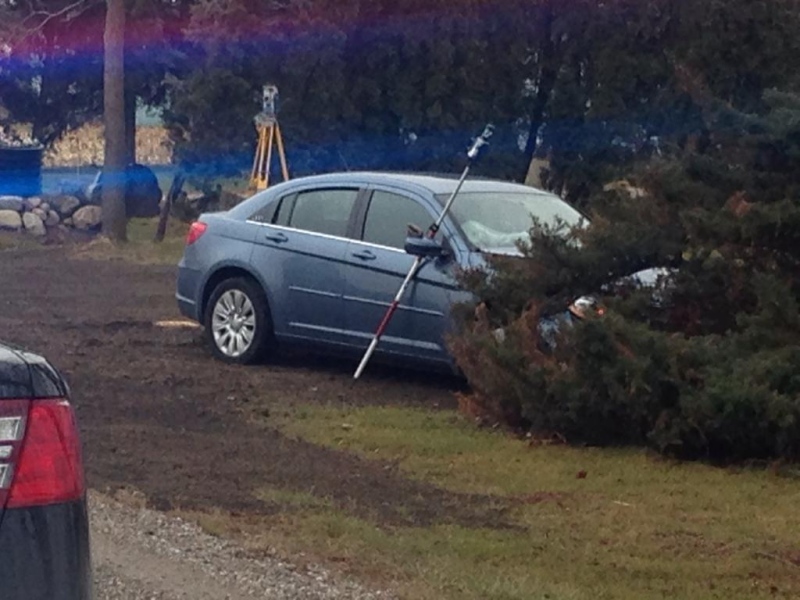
(250, 84), (290, 191)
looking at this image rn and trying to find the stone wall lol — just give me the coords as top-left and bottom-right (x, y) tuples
(0, 193), (103, 239)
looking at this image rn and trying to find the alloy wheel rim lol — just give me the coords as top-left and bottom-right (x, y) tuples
(212, 289), (256, 357)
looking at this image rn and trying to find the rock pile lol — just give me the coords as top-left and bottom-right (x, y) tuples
(0, 192), (104, 237)
(0, 162), (164, 239)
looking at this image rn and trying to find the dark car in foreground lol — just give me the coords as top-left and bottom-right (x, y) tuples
(176, 171), (593, 371)
(0, 343), (92, 600)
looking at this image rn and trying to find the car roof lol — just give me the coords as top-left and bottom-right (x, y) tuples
(276, 171), (557, 197)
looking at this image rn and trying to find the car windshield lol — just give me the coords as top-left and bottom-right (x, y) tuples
(439, 191), (586, 252)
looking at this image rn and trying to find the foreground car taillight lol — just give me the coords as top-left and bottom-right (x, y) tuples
(186, 221), (208, 245)
(0, 399), (85, 509)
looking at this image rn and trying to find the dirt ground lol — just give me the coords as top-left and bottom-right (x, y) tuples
(0, 246), (506, 529)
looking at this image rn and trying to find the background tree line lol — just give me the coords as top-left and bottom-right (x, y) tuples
(4, 0), (797, 200)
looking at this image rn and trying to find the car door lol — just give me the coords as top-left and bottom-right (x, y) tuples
(249, 186), (362, 345)
(342, 186), (462, 364)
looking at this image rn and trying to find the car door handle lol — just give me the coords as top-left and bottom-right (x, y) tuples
(351, 249), (377, 261)
(264, 231), (288, 243)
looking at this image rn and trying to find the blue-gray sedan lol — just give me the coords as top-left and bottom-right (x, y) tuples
(175, 172), (585, 372)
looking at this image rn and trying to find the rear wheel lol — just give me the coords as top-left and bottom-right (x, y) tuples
(204, 277), (272, 364)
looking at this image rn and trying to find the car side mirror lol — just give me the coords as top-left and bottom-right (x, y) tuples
(404, 236), (445, 258)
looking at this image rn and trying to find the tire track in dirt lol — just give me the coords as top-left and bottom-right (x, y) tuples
(2, 248), (511, 530)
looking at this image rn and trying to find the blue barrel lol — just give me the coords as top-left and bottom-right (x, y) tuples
(0, 146), (44, 197)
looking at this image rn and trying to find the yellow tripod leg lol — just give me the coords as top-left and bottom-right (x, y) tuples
(260, 124), (275, 191)
(250, 126), (259, 188)
(251, 125), (267, 189)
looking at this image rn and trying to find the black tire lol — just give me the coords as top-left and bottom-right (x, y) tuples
(203, 277), (272, 365)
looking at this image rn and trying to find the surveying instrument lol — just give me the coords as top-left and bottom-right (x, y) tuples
(353, 124), (494, 380)
(250, 84), (289, 191)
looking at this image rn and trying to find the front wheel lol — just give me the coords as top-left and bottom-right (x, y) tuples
(204, 277), (272, 364)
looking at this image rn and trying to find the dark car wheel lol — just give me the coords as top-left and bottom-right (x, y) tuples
(204, 277), (272, 365)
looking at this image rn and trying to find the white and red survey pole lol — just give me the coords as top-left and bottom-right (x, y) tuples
(353, 124), (494, 380)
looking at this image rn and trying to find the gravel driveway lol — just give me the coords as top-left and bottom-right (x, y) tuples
(90, 491), (392, 600)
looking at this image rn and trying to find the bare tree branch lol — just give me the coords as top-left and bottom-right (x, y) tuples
(1, 0), (101, 47)
(22, 0), (100, 31)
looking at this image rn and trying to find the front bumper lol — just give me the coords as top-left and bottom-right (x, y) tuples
(0, 499), (92, 600)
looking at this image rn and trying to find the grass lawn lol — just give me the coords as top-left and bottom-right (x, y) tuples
(0, 231), (43, 252)
(190, 402), (800, 600)
(1, 216), (189, 264)
(69, 216), (189, 265)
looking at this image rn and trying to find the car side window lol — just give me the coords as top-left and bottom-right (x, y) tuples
(273, 194), (295, 226)
(288, 189), (358, 237)
(249, 198), (280, 224)
(362, 190), (434, 250)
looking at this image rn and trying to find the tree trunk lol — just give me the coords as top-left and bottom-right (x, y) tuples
(124, 84), (137, 166)
(102, 0), (128, 242)
(521, 1), (558, 183)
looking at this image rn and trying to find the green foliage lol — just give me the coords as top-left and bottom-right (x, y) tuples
(160, 0), (800, 192)
(0, 0), (190, 146)
(450, 89), (800, 462)
(164, 0), (534, 177)
(0, 0), (106, 144)
(163, 68), (257, 177)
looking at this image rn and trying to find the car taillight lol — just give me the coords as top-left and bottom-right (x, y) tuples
(186, 221), (208, 245)
(0, 400), (28, 508)
(0, 399), (85, 510)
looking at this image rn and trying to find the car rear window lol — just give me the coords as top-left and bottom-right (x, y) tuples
(0, 355), (31, 399)
(274, 194), (295, 227)
(249, 198), (280, 224)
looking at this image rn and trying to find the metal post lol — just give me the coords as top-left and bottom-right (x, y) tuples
(353, 124), (494, 380)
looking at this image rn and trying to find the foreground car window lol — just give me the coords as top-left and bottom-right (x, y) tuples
(289, 189), (358, 237)
(442, 191), (585, 252)
(362, 191), (433, 249)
